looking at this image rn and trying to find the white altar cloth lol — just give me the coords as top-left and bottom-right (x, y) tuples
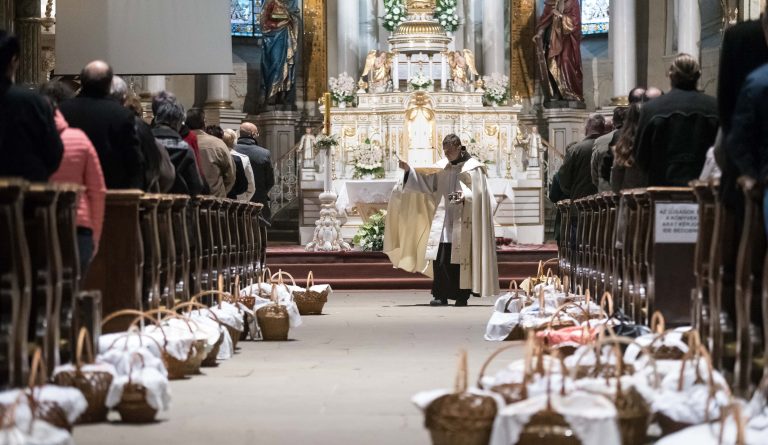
(335, 179), (398, 214)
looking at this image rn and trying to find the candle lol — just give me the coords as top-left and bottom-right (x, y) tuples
(441, 52), (447, 90)
(323, 92), (331, 135)
(392, 52), (399, 91)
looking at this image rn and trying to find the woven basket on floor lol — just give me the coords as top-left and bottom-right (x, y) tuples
(143, 308), (205, 377)
(256, 286), (290, 341)
(293, 271), (328, 315)
(190, 282), (243, 350)
(173, 302), (225, 367)
(116, 354), (158, 423)
(477, 337), (538, 405)
(26, 349), (73, 432)
(52, 328), (113, 423)
(425, 350), (497, 445)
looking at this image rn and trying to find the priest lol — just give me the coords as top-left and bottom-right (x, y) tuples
(386, 134), (499, 306)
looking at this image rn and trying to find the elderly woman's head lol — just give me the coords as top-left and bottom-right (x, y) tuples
(154, 100), (185, 132)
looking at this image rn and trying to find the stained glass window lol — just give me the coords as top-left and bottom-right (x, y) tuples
(231, 0), (264, 37)
(581, 0), (609, 35)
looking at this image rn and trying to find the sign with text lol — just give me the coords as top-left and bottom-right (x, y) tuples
(654, 203), (699, 243)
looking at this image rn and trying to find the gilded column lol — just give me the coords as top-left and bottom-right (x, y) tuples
(510, 0), (535, 98)
(303, 0), (327, 102)
(610, 0), (636, 105)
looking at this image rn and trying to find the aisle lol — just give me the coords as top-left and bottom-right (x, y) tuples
(74, 291), (519, 445)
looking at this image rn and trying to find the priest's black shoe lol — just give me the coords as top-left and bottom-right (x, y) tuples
(429, 298), (448, 306)
(454, 299), (468, 307)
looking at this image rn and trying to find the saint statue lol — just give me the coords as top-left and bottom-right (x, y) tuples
(534, 0), (584, 103)
(362, 50), (394, 93)
(447, 50), (479, 92)
(261, 0), (301, 107)
(298, 127), (317, 168)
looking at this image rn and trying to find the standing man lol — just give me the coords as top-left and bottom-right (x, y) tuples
(591, 106), (627, 192)
(634, 54), (718, 186)
(559, 114), (606, 200)
(59, 60), (142, 189)
(394, 134), (499, 306)
(0, 30), (63, 180)
(186, 109), (236, 198)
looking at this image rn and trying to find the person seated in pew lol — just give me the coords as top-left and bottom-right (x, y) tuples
(40, 80), (106, 278)
(187, 110), (236, 198)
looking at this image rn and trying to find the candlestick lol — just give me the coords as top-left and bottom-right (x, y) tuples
(441, 52), (447, 91)
(323, 92), (331, 135)
(392, 52), (399, 92)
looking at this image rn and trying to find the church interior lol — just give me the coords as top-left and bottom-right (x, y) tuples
(2, 0), (768, 444)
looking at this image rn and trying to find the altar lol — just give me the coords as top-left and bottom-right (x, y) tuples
(298, 0), (546, 247)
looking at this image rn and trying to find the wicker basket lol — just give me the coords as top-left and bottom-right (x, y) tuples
(477, 337), (537, 405)
(116, 354), (158, 423)
(190, 285), (244, 350)
(52, 328), (113, 423)
(425, 350), (497, 445)
(26, 349), (73, 432)
(143, 309), (206, 377)
(173, 301), (225, 367)
(256, 286), (290, 341)
(294, 271), (328, 315)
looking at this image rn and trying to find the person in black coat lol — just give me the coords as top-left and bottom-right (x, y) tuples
(0, 30), (63, 181)
(634, 54), (718, 187)
(151, 101), (205, 196)
(59, 60), (142, 189)
(235, 122), (275, 221)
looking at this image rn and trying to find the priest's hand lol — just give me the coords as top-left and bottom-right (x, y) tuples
(398, 160), (410, 172)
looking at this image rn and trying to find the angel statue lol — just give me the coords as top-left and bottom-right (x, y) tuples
(447, 49), (479, 92)
(362, 50), (394, 93)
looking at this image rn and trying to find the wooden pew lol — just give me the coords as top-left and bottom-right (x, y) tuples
(599, 193), (617, 297)
(84, 190), (143, 333)
(187, 197), (203, 296)
(209, 198), (224, 292)
(691, 180), (717, 345)
(157, 196), (176, 308)
(139, 195), (162, 311)
(198, 197), (216, 292)
(23, 184), (63, 374)
(219, 199), (233, 291)
(54, 184), (82, 365)
(631, 189), (651, 326)
(0, 179), (31, 388)
(171, 195), (191, 303)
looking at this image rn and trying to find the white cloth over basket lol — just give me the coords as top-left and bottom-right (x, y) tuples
(485, 310), (520, 341)
(98, 332), (164, 359)
(141, 325), (195, 362)
(490, 392), (621, 445)
(0, 403), (74, 445)
(105, 365), (171, 411)
(187, 310), (233, 360)
(0, 386), (88, 426)
(411, 387), (506, 412)
(97, 346), (168, 378)
(656, 416), (768, 445)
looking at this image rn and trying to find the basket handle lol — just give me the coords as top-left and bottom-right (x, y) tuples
(271, 269), (297, 289)
(306, 271), (315, 288)
(126, 351), (147, 386)
(599, 292), (614, 319)
(454, 349), (468, 394)
(75, 327), (95, 371)
(143, 308), (198, 334)
(127, 311), (169, 345)
(106, 328), (164, 354)
(717, 403), (747, 445)
(547, 301), (589, 331)
(262, 267), (273, 284)
(27, 349), (47, 388)
(173, 301), (223, 325)
(650, 311), (666, 334)
(536, 260), (544, 278)
(101, 309), (151, 328)
(476, 335), (532, 388)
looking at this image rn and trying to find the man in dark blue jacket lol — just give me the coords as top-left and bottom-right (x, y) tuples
(235, 122), (275, 221)
(0, 30), (63, 180)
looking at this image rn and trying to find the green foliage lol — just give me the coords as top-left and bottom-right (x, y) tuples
(352, 210), (387, 251)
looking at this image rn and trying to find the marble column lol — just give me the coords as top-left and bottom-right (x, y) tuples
(337, 0), (360, 79)
(1, 0), (14, 33)
(740, 0), (762, 21)
(676, 0), (701, 60)
(482, 0), (505, 75)
(145, 75), (166, 95)
(361, 0), (378, 68)
(463, 0), (477, 57)
(610, 0), (636, 105)
(204, 75), (233, 109)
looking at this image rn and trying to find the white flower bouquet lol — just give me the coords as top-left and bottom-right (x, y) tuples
(350, 139), (385, 179)
(329, 72), (356, 104)
(466, 137), (495, 164)
(483, 73), (510, 105)
(315, 134), (339, 149)
(409, 72), (433, 91)
(434, 0), (460, 32)
(353, 210), (386, 251)
(382, 0), (407, 32)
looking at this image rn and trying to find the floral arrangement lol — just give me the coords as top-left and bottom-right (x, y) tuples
(329, 72), (356, 104)
(382, 0), (407, 32)
(409, 72), (433, 90)
(353, 210), (386, 251)
(483, 73), (510, 105)
(315, 133), (339, 149)
(466, 137), (495, 165)
(434, 0), (460, 32)
(350, 139), (385, 179)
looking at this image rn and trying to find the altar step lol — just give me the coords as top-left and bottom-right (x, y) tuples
(264, 245), (558, 290)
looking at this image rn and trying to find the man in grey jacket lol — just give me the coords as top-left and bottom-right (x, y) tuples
(235, 122), (275, 221)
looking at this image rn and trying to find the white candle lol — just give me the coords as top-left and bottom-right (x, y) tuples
(392, 53), (399, 91)
(441, 53), (447, 90)
(407, 57), (411, 82)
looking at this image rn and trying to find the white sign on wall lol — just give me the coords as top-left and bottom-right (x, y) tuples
(654, 203), (699, 244)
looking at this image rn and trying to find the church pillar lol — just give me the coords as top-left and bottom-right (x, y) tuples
(1, 0), (14, 33)
(610, 0), (637, 105)
(676, 0), (701, 60)
(14, 0), (42, 85)
(361, 0), (378, 67)
(146, 75), (166, 95)
(739, 0), (763, 21)
(482, 0), (505, 75)
(204, 75), (232, 109)
(337, 0), (360, 79)
(463, 0), (478, 61)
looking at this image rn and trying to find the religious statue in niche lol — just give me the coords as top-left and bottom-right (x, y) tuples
(261, 0), (301, 108)
(534, 0), (585, 106)
(298, 127), (317, 169)
(446, 50), (479, 92)
(361, 50), (395, 93)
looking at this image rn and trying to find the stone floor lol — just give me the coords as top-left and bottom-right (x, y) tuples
(74, 291), (523, 445)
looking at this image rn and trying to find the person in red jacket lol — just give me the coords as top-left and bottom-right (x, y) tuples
(41, 80), (106, 279)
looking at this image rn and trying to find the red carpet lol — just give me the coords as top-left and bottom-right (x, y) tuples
(265, 244), (558, 290)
